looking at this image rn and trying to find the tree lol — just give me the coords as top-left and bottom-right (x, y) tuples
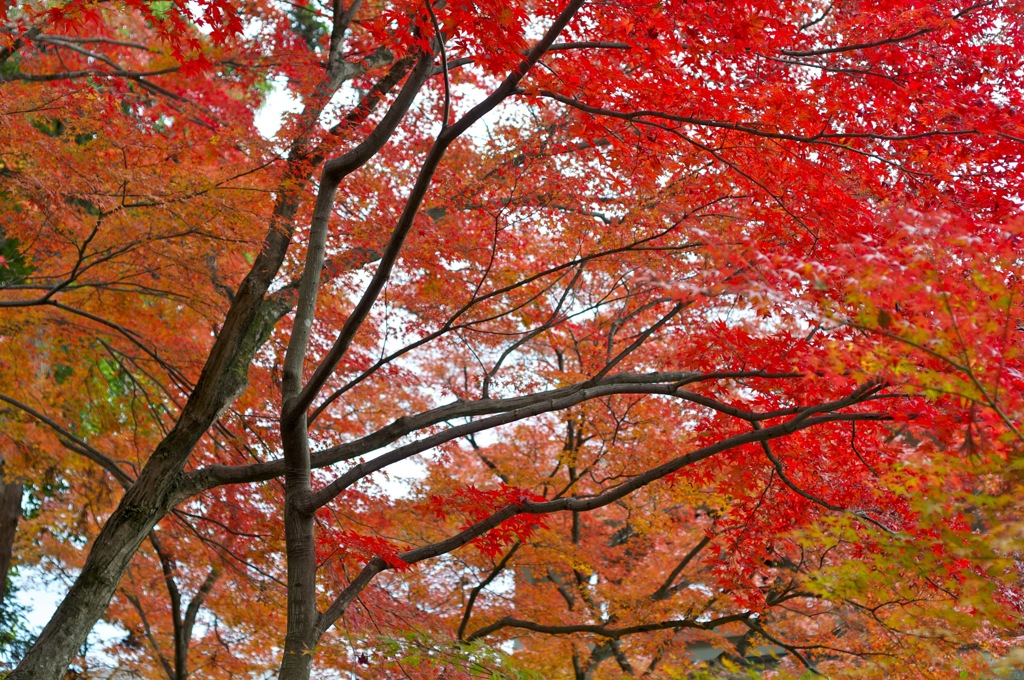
(1, 0), (1022, 678)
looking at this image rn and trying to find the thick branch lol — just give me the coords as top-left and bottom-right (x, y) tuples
(317, 396), (890, 632)
(392, 417), (887, 566)
(181, 566), (219, 660)
(287, 0), (589, 420)
(281, 48), (435, 416)
(183, 370), (802, 497)
(465, 611), (751, 642)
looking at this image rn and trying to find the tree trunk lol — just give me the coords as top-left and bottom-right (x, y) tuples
(277, 415), (320, 680)
(0, 460), (22, 601)
(277, 499), (319, 680)
(9, 196), (301, 680)
(9, 431), (194, 679)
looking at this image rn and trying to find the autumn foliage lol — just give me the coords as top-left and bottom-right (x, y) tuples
(1, 0), (1023, 678)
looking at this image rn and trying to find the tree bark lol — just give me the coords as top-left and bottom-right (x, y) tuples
(0, 460), (22, 602)
(8, 174), (305, 680)
(276, 417), (320, 680)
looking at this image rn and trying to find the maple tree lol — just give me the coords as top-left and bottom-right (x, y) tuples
(1, 0), (1023, 677)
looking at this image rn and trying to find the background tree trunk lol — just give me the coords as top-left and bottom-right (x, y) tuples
(0, 460), (22, 602)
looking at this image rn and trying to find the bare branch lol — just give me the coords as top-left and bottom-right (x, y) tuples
(316, 392), (890, 632)
(180, 370), (810, 498)
(465, 611), (751, 642)
(457, 543), (521, 640)
(0, 393), (135, 487)
(651, 534), (712, 601)
(287, 0), (590, 422)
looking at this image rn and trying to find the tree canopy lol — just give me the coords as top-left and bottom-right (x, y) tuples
(1, 0), (1022, 678)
